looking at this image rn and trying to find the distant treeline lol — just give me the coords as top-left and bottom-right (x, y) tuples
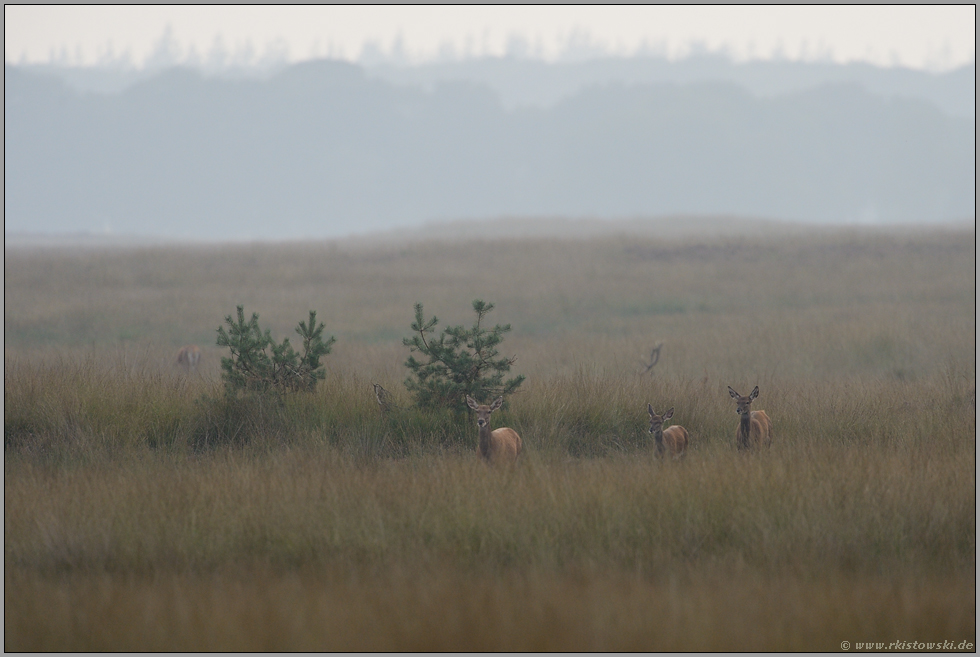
(4, 59), (975, 239)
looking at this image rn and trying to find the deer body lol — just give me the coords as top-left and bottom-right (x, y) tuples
(176, 345), (201, 370)
(466, 396), (522, 464)
(728, 386), (772, 450)
(647, 405), (688, 459)
(372, 383), (396, 413)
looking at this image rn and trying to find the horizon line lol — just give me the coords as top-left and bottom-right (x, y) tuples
(6, 50), (976, 76)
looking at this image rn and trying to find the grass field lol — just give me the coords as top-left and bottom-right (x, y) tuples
(4, 220), (976, 650)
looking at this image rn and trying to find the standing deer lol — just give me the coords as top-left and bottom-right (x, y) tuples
(727, 386), (773, 450)
(176, 345), (202, 371)
(372, 383), (397, 413)
(466, 395), (522, 464)
(647, 404), (689, 459)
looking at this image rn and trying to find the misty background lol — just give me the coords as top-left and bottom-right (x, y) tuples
(4, 54), (975, 241)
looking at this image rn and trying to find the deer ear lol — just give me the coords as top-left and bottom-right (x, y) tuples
(728, 386), (739, 399)
(750, 386), (759, 400)
(647, 403), (654, 417)
(489, 396), (503, 411)
(466, 396), (479, 410)
(664, 408), (674, 420)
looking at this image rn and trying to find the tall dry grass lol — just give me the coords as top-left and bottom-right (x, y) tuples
(6, 566), (973, 651)
(4, 226), (975, 650)
(5, 436), (975, 650)
(6, 437), (974, 574)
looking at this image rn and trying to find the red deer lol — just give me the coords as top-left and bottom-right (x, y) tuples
(176, 345), (202, 371)
(647, 404), (689, 459)
(728, 386), (773, 450)
(372, 383), (396, 413)
(465, 395), (522, 464)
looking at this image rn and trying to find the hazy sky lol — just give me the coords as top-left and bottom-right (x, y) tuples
(5, 5), (976, 70)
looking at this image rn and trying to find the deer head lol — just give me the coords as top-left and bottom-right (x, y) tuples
(728, 385), (759, 418)
(647, 404), (674, 443)
(466, 395), (503, 429)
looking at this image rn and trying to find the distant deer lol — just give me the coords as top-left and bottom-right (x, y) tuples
(647, 404), (689, 459)
(727, 386), (773, 450)
(372, 383), (397, 413)
(176, 345), (202, 371)
(466, 395), (522, 464)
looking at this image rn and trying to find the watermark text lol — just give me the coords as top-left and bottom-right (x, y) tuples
(842, 640), (974, 651)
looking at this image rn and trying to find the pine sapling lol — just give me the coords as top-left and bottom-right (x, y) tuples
(403, 299), (524, 413)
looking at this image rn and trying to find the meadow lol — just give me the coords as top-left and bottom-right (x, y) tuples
(4, 220), (976, 650)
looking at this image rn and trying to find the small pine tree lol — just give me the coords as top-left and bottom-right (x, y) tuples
(403, 299), (525, 413)
(216, 305), (335, 395)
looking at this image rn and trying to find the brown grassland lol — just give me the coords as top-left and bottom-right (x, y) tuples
(4, 221), (976, 651)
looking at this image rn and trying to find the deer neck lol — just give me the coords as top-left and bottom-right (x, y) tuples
(652, 428), (665, 454)
(478, 423), (493, 455)
(738, 412), (752, 442)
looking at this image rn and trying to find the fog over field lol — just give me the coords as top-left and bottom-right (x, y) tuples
(4, 54), (975, 241)
(4, 40), (976, 651)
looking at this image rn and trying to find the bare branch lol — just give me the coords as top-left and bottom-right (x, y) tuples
(641, 342), (663, 374)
